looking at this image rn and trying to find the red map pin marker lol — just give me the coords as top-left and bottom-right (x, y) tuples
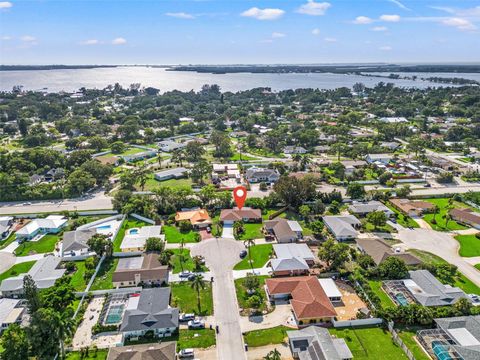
(233, 186), (247, 210)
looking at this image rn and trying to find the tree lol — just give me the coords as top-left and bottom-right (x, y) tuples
(317, 239), (350, 270)
(273, 176), (316, 209)
(111, 141), (126, 154)
(193, 256), (204, 272)
(264, 348), (282, 360)
(436, 172), (454, 184)
(134, 163), (149, 191)
(54, 309), (75, 359)
(145, 237), (165, 252)
(179, 220), (193, 233)
(243, 274), (260, 293)
(431, 205), (439, 224)
(346, 182), (365, 200)
(454, 298), (472, 315)
(185, 141), (206, 163)
(234, 221), (245, 239)
(407, 136), (426, 157)
(198, 184), (217, 208)
(159, 249), (174, 266)
(246, 295), (263, 310)
(41, 276), (76, 312)
(1, 324), (29, 360)
(23, 274), (41, 314)
(396, 185), (412, 198)
(378, 257), (408, 279)
(190, 159), (211, 184)
(244, 238), (256, 271)
(299, 205), (311, 221)
(28, 308), (62, 359)
(171, 149), (186, 166)
(66, 169), (96, 196)
(190, 274), (206, 313)
(366, 211), (387, 230)
(87, 233), (111, 257)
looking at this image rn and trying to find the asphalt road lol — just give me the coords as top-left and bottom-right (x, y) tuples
(191, 238), (247, 360)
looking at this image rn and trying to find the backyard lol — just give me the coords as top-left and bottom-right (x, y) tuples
(234, 275), (269, 313)
(422, 198), (470, 231)
(66, 261), (88, 291)
(14, 234), (60, 256)
(163, 225), (198, 243)
(136, 173), (193, 192)
(233, 244), (272, 270)
(0, 261), (36, 282)
(243, 326), (291, 347)
(66, 350), (108, 360)
(171, 281), (214, 316)
(368, 280), (396, 308)
(455, 234), (480, 257)
(89, 258), (118, 291)
(113, 218), (148, 252)
(397, 327), (431, 360)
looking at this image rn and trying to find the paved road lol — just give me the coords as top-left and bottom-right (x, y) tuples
(191, 238), (247, 360)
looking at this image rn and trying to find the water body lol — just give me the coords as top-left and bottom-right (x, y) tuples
(0, 66), (473, 93)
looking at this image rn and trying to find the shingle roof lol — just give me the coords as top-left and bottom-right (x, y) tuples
(107, 342), (177, 360)
(356, 238), (421, 266)
(62, 229), (97, 253)
(450, 208), (480, 227)
(220, 207), (262, 222)
(175, 209), (211, 226)
(113, 253), (168, 283)
(322, 215), (360, 239)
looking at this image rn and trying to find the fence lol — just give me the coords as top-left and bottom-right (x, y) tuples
(131, 213), (155, 224)
(332, 318), (382, 328)
(76, 287), (142, 297)
(112, 251), (143, 258)
(388, 321), (416, 360)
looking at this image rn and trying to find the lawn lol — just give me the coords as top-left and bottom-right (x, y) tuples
(385, 203), (419, 228)
(14, 234), (60, 256)
(0, 233), (17, 250)
(0, 261), (36, 283)
(171, 248), (208, 274)
(233, 244), (272, 270)
(235, 275), (269, 312)
(422, 198), (470, 231)
(362, 220), (396, 233)
(139, 174), (194, 191)
(67, 261), (88, 291)
(368, 280), (396, 308)
(230, 152), (259, 161)
(113, 218), (148, 252)
(171, 281), (213, 316)
(476, 264), (480, 271)
(397, 328), (431, 360)
(66, 350), (108, 360)
(329, 327), (408, 360)
(89, 258), (118, 291)
(243, 326), (290, 347)
(455, 234), (480, 257)
(163, 225), (198, 243)
(118, 147), (145, 156)
(157, 329), (216, 350)
(238, 223), (264, 240)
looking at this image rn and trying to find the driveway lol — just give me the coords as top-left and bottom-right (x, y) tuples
(191, 238), (247, 360)
(239, 303), (293, 332)
(396, 228), (480, 289)
(222, 223), (234, 239)
(0, 252), (16, 274)
(414, 218), (432, 229)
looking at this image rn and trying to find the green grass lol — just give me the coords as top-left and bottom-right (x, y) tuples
(163, 225), (198, 243)
(329, 327), (408, 359)
(0, 261), (36, 282)
(171, 248), (208, 274)
(243, 326), (290, 347)
(233, 244), (272, 270)
(230, 152), (259, 161)
(89, 258), (118, 291)
(363, 220), (396, 233)
(397, 328), (431, 360)
(422, 198), (470, 231)
(66, 350), (108, 360)
(150, 329), (216, 350)
(455, 234), (480, 257)
(67, 261), (88, 291)
(0, 233), (17, 250)
(139, 174), (194, 191)
(368, 280), (396, 308)
(235, 275), (269, 312)
(171, 281), (213, 316)
(476, 264), (480, 271)
(386, 203), (419, 228)
(238, 223), (264, 240)
(113, 218), (148, 252)
(14, 234), (60, 256)
(118, 147), (145, 156)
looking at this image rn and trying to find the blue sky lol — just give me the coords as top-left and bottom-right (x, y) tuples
(0, 0), (479, 64)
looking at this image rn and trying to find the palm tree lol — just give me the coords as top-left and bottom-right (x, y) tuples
(190, 274), (206, 313)
(55, 310), (75, 359)
(300, 154), (312, 171)
(158, 250), (174, 266)
(243, 238), (256, 271)
(134, 163), (149, 191)
(157, 154), (162, 169)
(193, 256), (204, 272)
(432, 205), (439, 223)
(264, 349), (281, 360)
(178, 238), (186, 272)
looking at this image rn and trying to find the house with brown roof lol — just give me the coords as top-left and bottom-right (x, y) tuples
(449, 208), (480, 230)
(265, 276), (336, 325)
(390, 199), (435, 217)
(220, 207), (262, 224)
(264, 218), (304, 243)
(175, 209), (211, 228)
(356, 238), (422, 266)
(107, 341), (176, 360)
(112, 253), (169, 288)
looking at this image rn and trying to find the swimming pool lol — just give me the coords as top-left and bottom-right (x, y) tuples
(105, 304), (124, 325)
(395, 293), (409, 306)
(432, 341), (453, 360)
(96, 225), (112, 230)
(128, 228), (139, 235)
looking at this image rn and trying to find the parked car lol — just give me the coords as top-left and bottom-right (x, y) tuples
(178, 348), (194, 358)
(179, 271), (192, 278)
(179, 313), (195, 322)
(239, 250), (247, 259)
(188, 319), (205, 329)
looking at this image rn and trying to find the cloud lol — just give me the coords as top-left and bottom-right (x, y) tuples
(81, 39), (100, 45)
(21, 35), (36, 42)
(388, 0), (411, 11)
(1, 35), (11, 40)
(442, 17), (476, 31)
(165, 12), (195, 19)
(379, 45), (392, 51)
(296, 1), (331, 16)
(312, 28), (321, 35)
(353, 16), (373, 24)
(0, 2), (12, 9)
(324, 37), (337, 42)
(271, 32), (286, 38)
(371, 26), (388, 31)
(241, 7), (285, 20)
(380, 14), (401, 22)
(112, 37), (127, 45)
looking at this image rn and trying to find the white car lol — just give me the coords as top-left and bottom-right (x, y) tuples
(178, 348), (194, 358)
(179, 313), (195, 322)
(187, 319), (205, 329)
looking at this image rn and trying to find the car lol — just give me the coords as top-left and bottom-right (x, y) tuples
(188, 319), (205, 329)
(180, 313), (195, 322)
(22, 202), (32, 206)
(178, 348), (194, 358)
(239, 250), (247, 259)
(179, 271), (192, 278)
(423, 183), (431, 188)
(187, 274), (196, 281)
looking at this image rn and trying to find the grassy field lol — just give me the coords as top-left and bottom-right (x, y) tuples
(139, 174), (194, 191)
(397, 328), (431, 360)
(230, 152), (259, 161)
(165, 329), (216, 350)
(233, 244), (272, 270)
(362, 220), (396, 233)
(66, 350), (108, 360)
(0, 261), (36, 282)
(89, 258), (118, 291)
(235, 275), (269, 312)
(67, 261), (88, 291)
(243, 326), (290, 347)
(163, 225), (198, 243)
(386, 203), (419, 228)
(14, 234), (60, 256)
(422, 198), (469, 231)
(171, 281), (213, 316)
(329, 327), (408, 359)
(455, 234), (480, 257)
(368, 280), (396, 308)
(171, 248), (208, 274)
(113, 218), (149, 252)
(238, 223), (264, 240)
(0, 233), (17, 250)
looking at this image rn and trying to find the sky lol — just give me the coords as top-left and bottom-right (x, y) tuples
(0, 0), (479, 65)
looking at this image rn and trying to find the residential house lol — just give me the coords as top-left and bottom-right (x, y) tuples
(61, 228), (97, 257)
(28, 174), (44, 186)
(16, 215), (67, 240)
(270, 243), (315, 277)
(265, 276), (336, 325)
(245, 167), (280, 183)
(120, 288), (178, 340)
(264, 218), (304, 243)
(365, 153), (394, 165)
(288, 326), (353, 360)
(0, 298), (25, 334)
(380, 141), (401, 151)
(121, 150), (157, 163)
(322, 215), (361, 241)
(284, 146), (308, 155)
(379, 117), (408, 123)
(179, 116), (195, 123)
(158, 140), (186, 152)
(44, 168), (65, 182)
(112, 253), (169, 287)
(212, 164), (241, 181)
(356, 238), (422, 266)
(318, 278), (342, 303)
(389, 199), (435, 217)
(175, 209), (211, 229)
(107, 342), (177, 360)
(0, 256), (66, 297)
(0, 216), (13, 239)
(219, 207), (262, 224)
(120, 225), (164, 252)
(449, 208), (480, 230)
(348, 201), (394, 218)
(341, 160), (367, 176)
(154, 167), (187, 182)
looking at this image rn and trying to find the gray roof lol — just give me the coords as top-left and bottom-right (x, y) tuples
(107, 341), (177, 360)
(271, 257), (309, 272)
(348, 201), (394, 216)
(62, 229), (97, 254)
(356, 238), (421, 266)
(406, 270), (468, 306)
(434, 316), (480, 360)
(245, 167), (280, 180)
(273, 244), (314, 262)
(154, 167), (187, 179)
(120, 288), (178, 333)
(323, 215), (360, 239)
(288, 326), (353, 360)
